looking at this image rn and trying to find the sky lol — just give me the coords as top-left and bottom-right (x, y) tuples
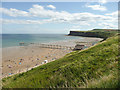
(0, 1), (118, 34)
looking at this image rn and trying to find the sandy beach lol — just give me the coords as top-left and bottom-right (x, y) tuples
(2, 37), (103, 78)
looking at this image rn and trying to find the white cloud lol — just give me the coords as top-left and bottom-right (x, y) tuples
(0, 8), (28, 17)
(47, 5), (56, 9)
(86, 4), (107, 11)
(105, 11), (118, 16)
(0, 4), (118, 29)
(99, 0), (107, 4)
(33, 4), (44, 10)
(70, 23), (90, 30)
(1, 19), (44, 24)
(99, 22), (118, 29)
(105, 11), (118, 23)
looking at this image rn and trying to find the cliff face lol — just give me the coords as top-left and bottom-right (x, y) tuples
(69, 31), (95, 36)
(68, 29), (118, 39)
(68, 31), (105, 38)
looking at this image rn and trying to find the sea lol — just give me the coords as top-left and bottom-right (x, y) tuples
(1, 34), (83, 48)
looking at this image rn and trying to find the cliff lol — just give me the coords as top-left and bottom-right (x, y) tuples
(68, 29), (119, 39)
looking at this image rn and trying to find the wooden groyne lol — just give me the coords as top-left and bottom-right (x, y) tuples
(19, 41), (97, 50)
(31, 43), (74, 50)
(19, 42), (74, 50)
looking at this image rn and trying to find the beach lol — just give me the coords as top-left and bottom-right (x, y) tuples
(2, 37), (103, 78)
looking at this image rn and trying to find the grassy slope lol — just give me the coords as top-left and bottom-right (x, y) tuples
(2, 30), (119, 88)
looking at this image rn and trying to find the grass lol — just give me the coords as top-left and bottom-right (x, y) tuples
(82, 61), (118, 88)
(2, 29), (119, 88)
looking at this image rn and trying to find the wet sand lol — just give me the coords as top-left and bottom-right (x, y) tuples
(2, 37), (103, 78)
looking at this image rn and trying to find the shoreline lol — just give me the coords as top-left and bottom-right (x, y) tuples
(2, 37), (103, 78)
(2, 36), (103, 49)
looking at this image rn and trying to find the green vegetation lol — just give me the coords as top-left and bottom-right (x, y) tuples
(69, 29), (119, 39)
(2, 29), (119, 88)
(90, 29), (119, 39)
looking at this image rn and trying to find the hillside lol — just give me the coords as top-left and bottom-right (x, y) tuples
(68, 29), (119, 39)
(2, 29), (119, 88)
